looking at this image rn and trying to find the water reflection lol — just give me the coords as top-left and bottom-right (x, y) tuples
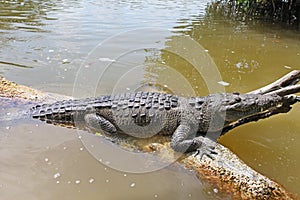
(0, 0), (299, 198)
(0, 0), (51, 32)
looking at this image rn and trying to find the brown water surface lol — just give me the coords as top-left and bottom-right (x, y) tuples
(0, 0), (299, 199)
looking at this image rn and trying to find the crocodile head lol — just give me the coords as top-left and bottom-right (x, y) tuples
(218, 93), (283, 124)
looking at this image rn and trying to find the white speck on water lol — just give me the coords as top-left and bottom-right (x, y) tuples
(89, 178), (95, 184)
(63, 146), (67, 150)
(154, 194), (158, 198)
(20, 2), (25, 6)
(231, 51), (235, 54)
(46, 56), (50, 60)
(79, 147), (83, 151)
(56, 180), (60, 184)
(204, 49), (209, 52)
(75, 180), (81, 184)
(78, 135), (82, 139)
(62, 59), (69, 64)
(213, 188), (218, 193)
(287, 176), (295, 183)
(64, 68), (68, 72)
(53, 173), (61, 179)
(48, 49), (54, 53)
(161, 61), (166, 64)
(123, 174), (127, 177)
(44, 158), (49, 162)
(217, 81), (230, 86)
(35, 124), (39, 127)
(98, 58), (115, 62)
(163, 84), (168, 88)
(126, 87), (130, 91)
(284, 65), (292, 69)
(105, 179), (109, 183)
(235, 62), (242, 69)
(130, 182), (135, 188)
(188, 194), (192, 198)
(5, 126), (10, 130)
(285, 146), (289, 150)
(6, 112), (11, 116)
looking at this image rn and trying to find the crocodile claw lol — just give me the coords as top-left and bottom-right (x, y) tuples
(194, 143), (217, 160)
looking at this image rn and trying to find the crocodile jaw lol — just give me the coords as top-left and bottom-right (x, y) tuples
(219, 93), (283, 123)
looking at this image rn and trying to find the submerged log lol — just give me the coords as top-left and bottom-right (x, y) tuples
(1, 71), (299, 199)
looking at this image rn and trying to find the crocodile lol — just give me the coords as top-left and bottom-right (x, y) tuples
(2, 73), (299, 199)
(29, 91), (299, 153)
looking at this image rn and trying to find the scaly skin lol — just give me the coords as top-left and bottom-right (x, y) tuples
(30, 91), (296, 153)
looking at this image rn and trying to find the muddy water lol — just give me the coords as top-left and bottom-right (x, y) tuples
(0, 0), (300, 199)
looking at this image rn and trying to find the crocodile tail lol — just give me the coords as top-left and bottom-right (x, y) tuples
(0, 97), (33, 122)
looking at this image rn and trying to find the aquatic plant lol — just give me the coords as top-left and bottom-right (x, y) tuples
(211, 0), (300, 28)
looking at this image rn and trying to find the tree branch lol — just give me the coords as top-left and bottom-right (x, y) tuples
(248, 70), (300, 95)
(221, 70), (300, 135)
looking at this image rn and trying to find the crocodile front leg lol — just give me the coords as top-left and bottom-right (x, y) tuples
(84, 113), (117, 134)
(170, 124), (217, 158)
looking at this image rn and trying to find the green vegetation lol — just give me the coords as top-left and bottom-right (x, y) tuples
(210, 0), (300, 28)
